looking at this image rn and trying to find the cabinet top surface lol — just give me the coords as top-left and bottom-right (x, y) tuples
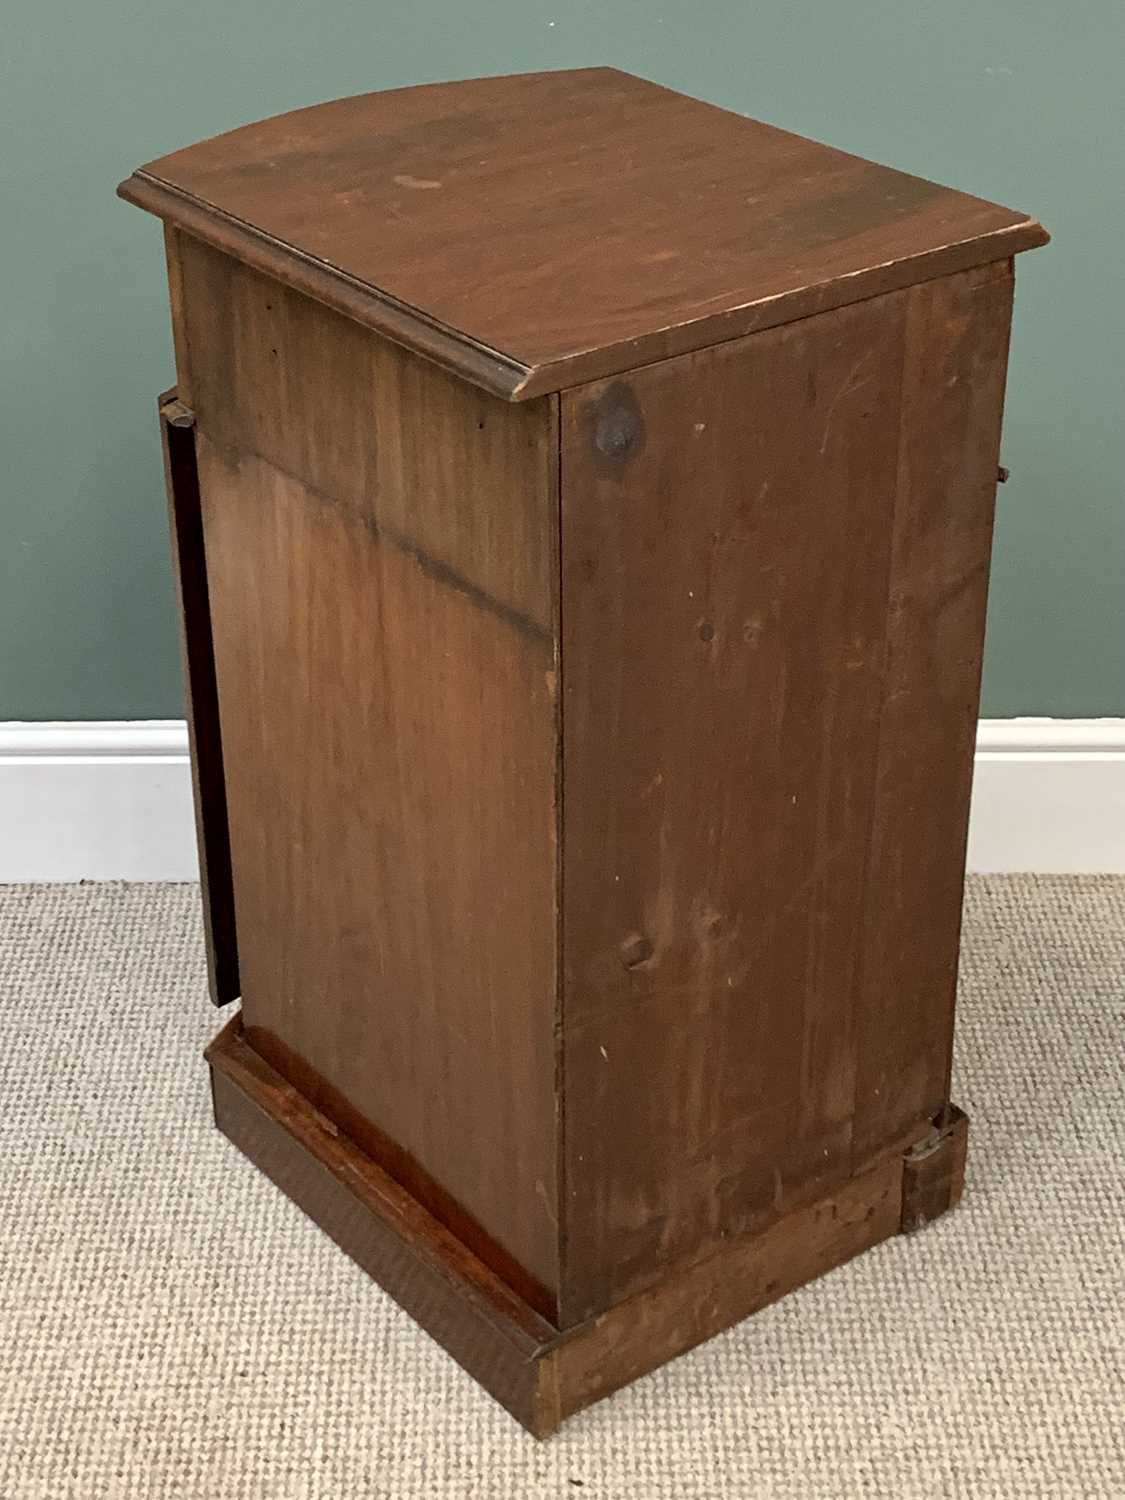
(119, 67), (1047, 400)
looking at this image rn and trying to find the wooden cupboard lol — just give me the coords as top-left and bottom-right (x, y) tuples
(120, 67), (1047, 1434)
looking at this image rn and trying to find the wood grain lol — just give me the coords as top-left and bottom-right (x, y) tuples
(207, 1014), (947, 1437)
(175, 250), (563, 1314)
(850, 262), (1014, 1164)
(168, 246), (1013, 1375)
(176, 234), (556, 637)
(206, 1016), (556, 1434)
(163, 227), (193, 403)
(542, 1153), (904, 1427)
(131, 73), (1044, 1430)
(555, 265), (1012, 1324)
(158, 390), (239, 1005)
(556, 291), (908, 1323)
(120, 69), (1047, 399)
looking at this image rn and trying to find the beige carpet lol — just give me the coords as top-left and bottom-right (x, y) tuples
(1, 878), (1122, 1499)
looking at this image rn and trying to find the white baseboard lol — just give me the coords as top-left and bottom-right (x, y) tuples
(1, 718), (1122, 881)
(967, 718), (1125, 873)
(0, 722), (198, 881)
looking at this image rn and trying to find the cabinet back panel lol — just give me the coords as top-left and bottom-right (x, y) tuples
(849, 263), (1013, 1161)
(557, 265), (1010, 1322)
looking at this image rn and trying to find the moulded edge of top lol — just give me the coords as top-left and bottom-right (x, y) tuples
(118, 140), (1048, 404)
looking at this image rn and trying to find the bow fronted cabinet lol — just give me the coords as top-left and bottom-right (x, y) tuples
(120, 68), (1048, 1435)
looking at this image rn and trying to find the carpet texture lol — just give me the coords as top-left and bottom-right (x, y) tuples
(1, 877), (1122, 1499)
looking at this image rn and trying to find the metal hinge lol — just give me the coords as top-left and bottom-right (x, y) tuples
(159, 389), (195, 429)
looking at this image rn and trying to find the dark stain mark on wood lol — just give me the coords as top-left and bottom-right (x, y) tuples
(587, 381), (645, 469)
(619, 933), (654, 969)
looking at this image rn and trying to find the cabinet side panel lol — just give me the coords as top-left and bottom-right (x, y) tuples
(181, 242), (561, 1313)
(178, 234), (555, 636)
(850, 262), (1013, 1162)
(557, 295), (908, 1322)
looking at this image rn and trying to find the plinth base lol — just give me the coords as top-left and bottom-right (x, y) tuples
(205, 1016), (969, 1437)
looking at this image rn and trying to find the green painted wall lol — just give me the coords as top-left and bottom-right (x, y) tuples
(2, 2), (1121, 719)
